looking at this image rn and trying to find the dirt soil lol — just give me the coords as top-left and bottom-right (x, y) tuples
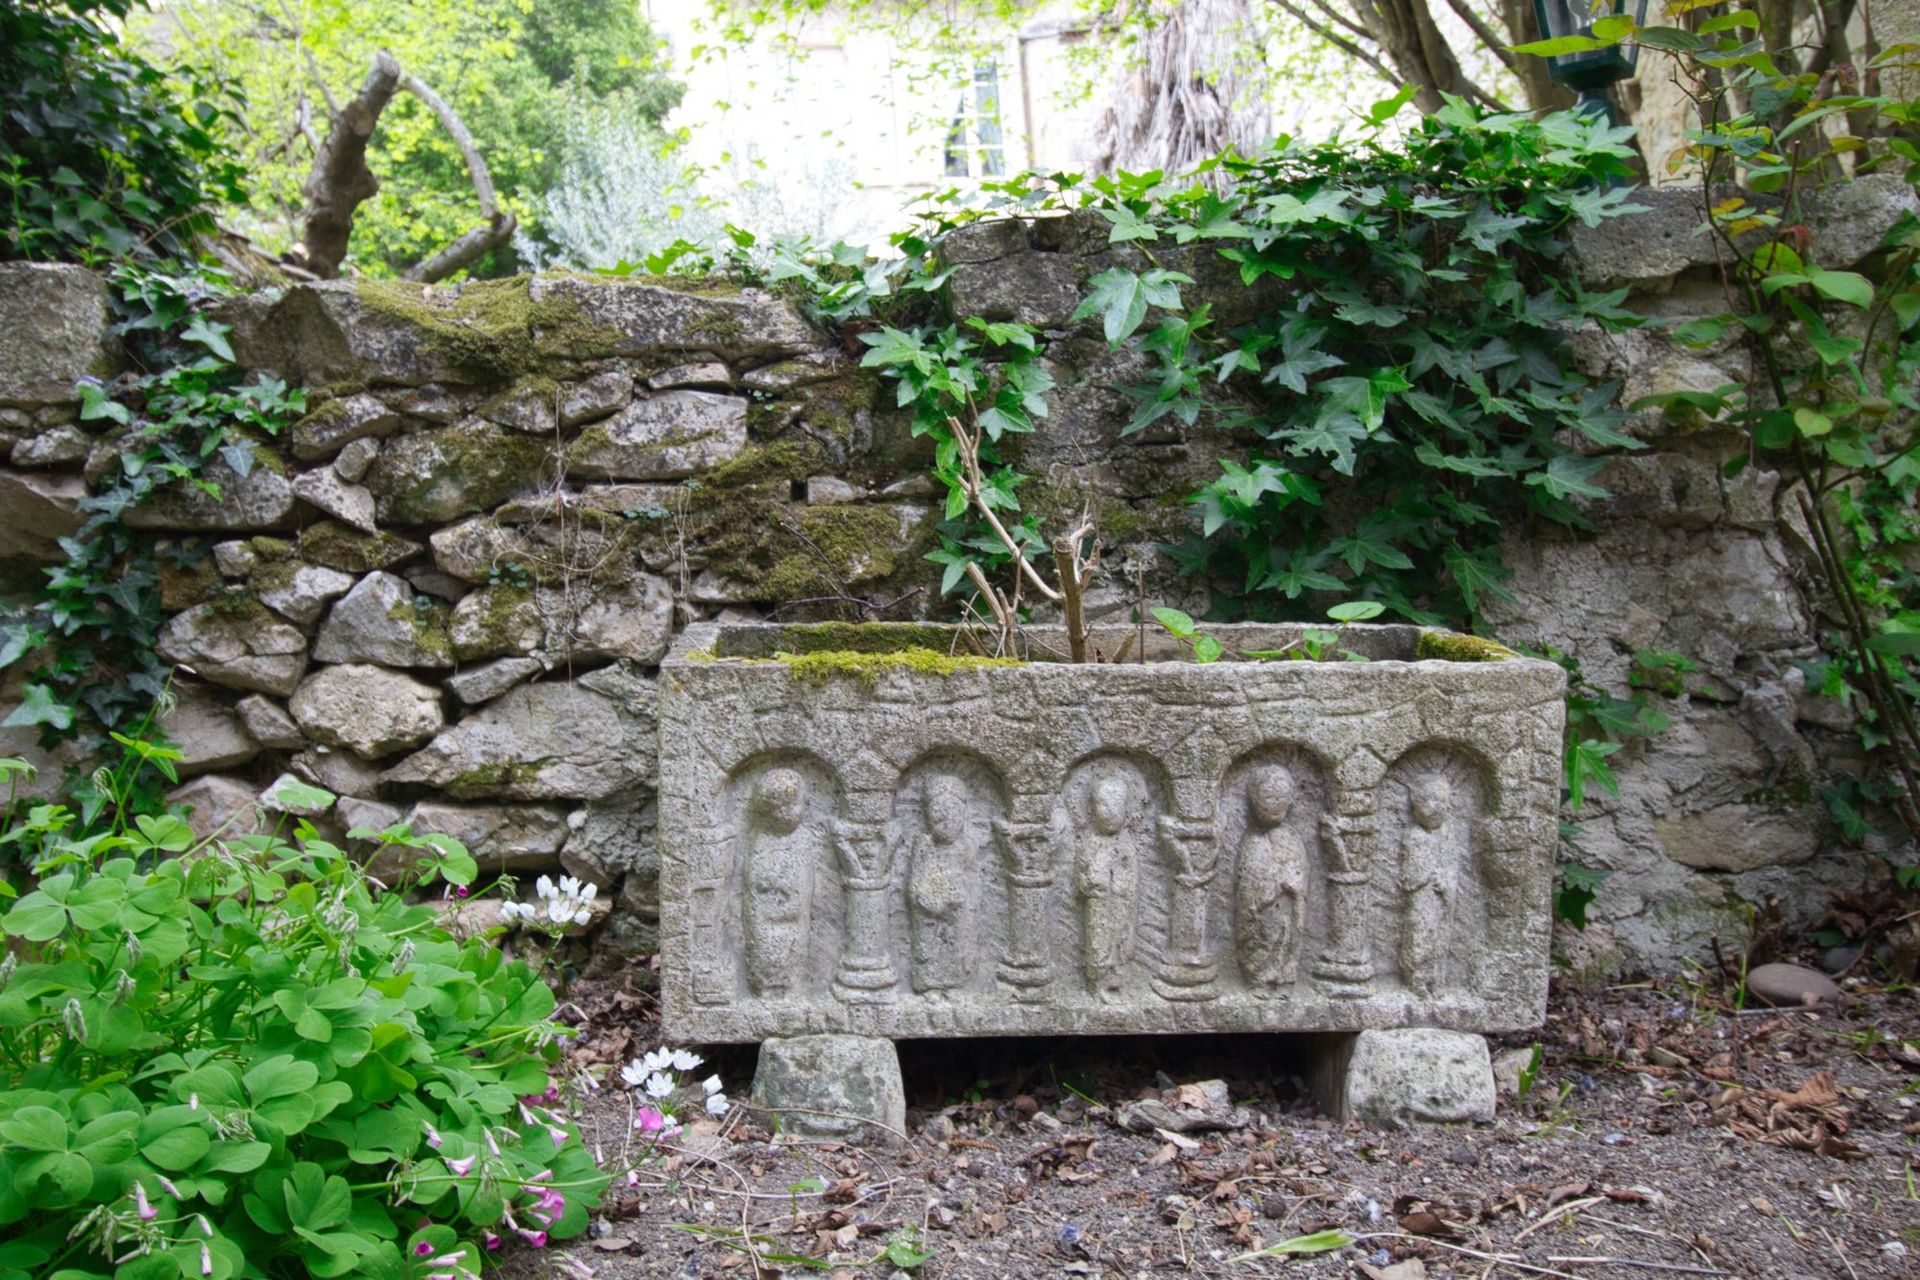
(501, 961), (1920, 1280)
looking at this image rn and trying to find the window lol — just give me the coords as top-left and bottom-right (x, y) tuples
(944, 60), (1005, 178)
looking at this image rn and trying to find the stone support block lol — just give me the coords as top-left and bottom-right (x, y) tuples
(748, 1034), (906, 1149)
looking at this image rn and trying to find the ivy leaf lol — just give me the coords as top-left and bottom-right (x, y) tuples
(1329, 516), (1415, 575)
(1565, 739), (1623, 810)
(1443, 546), (1513, 613)
(3, 683), (74, 731)
(1072, 268), (1190, 346)
(181, 314), (235, 362)
(1099, 205), (1158, 243)
(1414, 442), (1508, 477)
(1327, 600), (1385, 623)
(1526, 454), (1610, 501)
(1151, 607), (1197, 638)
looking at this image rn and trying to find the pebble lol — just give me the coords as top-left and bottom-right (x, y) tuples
(1746, 961), (1842, 1007)
(1817, 945), (1862, 974)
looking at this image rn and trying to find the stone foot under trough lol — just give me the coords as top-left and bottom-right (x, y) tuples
(1307, 1027), (1496, 1127)
(747, 1033), (907, 1148)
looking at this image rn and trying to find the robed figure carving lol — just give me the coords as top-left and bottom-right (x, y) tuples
(1400, 773), (1463, 995)
(905, 773), (979, 996)
(1075, 772), (1141, 999)
(1234, 764), (1311, 990)
(740, 767), (817, 996)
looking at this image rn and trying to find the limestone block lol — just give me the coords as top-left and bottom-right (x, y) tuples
(291, 745), (385, 798)
(559, 368), (634, 426)
(333, 437), (381, 483)
(254, 562), (356, 628)
(382, 675), (655, 801)
(235, 694), (305, 750)
(1568, 186), (1718, 290)
(377, 801), (571, 880)
(212, 540), (256, 577)
(656, 622), (1565, 1044)
(158, 682), (259, 777)
(297, 521), (422, 574)
(0, 469), (86, 567)
(122, 455), (295, 532)
(0, 263), (118, 404)
(749, 1035), (906, 1148)
(313, 572), (452, 668)
(543, 575), (674, 664)
(261, 771), (334, 817)
(450, 586), (542, 660)
(291, 393), (399, 462)
(166, 775), (263, 841)
(430, 517), (516, 582)
(368, 418), (547, 526)
(445, 656), (544, 706)
(11, 424), (89, 468)
(526, 276), (819, 362)
(156, 603), (307, 697)
(945, 253), (1083, 329)
(1320, 1028), (1496, 1127)
(478, 381), (557, 434)
(291, 469), (378, 534)
(290, 663), (445, 759)
(565, 391), (748, 481)
(220, 281), (487, 387)
(647, 360), (730, 390)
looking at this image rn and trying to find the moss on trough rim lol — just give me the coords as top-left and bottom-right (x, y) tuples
(1415, 630), (1516, 662)
(775, 647), (1024, 685)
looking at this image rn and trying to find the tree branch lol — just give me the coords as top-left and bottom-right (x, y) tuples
(299, 50), (401, 278)
(1441, 0), (1519, 74)
(1272, 0), (1401, 87)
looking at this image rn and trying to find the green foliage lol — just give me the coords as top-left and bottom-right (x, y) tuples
(0, 0), (246, 265)
(1579, 19), (1920, 845)
(143, 0), (683, 277)
(0, 735), (605, 1280)
(1, 265), (306, 747)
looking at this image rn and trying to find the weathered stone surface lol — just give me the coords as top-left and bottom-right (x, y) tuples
(560, 368), (633, 425)
(384, 384), (463, 423)
(478, 381), (557, 434)
(945, 252), (1083, 329)
(338, 795), (405, 837)
(369, 418), (547, 526)
(156, 603), (307, 696)
(748, 1034), (906, 1148)
(565, 391), (747, 481)
(430, 517), (514, 581)
(159, 682), (259, 776)
(261, 771), (333, 817)
(450, 586), (542, 660)
(445, 656), (544, 705)
(1652, 802), (1821, 873)
(1323, 1028), (1496, 1127)
(122, 455), (295, 532)
(235, 694), (305, 749)
(544, 575), (674, 664)
(291, 393), (399, 462)
(382, 676), (654, 801)
(1568, 186), (1717, 291)
(313, 572), (452, 668)
(527, 276), (818, 362)
(212, 540), (257, 577)
(166, 775), (262, 840)
(1746, 962), (1842, 1008)
(292, 469), (378, 533)
(291, 745), (384, 797)
(290, 663), (445, 759)
(658, 623), (1564, 1044)
(0, 263), (118, 404)
(297, 521), (422, 573)
(255, 562), (356, 627)
(1490, 1045), (1538, 1098)
(220, 281), (487, 387)
(333, 436), (380, 483)
(11, 424), (89, 468)
(648, 360), (730, 390)
(806, 475), (860, 504)
(384, 801), (570, 879)
(0, 469), (85, 566)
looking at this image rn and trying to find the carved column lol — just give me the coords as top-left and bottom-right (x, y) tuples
(1311, 810), (1374, 997)
(688, 823), (733, 1005)
(1152, 816), (1220, 1001)
(832, 823), (898, 1001)
(996, 819), (1055, 1001)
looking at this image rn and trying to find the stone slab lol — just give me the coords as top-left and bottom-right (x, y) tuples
(657, 623), (1565, 1044)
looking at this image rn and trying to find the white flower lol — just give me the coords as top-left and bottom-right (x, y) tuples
(640, 1048), (674, 1074)
(500, 901), (535, 925)
(704, 1091), (729, 1116)
(619, 1059), (649, 1088)
(671, 1050), (703, 1072)
(644, 1072), (675, 1099)
(701, 1075), (723, 1096)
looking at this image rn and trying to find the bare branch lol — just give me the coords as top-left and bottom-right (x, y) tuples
(1440, 0), (1519, 74)
(300, 50), (401, 277)
(1272, 0), (1401, 87)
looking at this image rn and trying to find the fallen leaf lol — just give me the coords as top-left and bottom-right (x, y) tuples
(1359, 1261), (1430, 1280)
(1397, 1211), (1455, 1237)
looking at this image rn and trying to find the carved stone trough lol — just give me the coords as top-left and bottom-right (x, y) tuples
(657, 622), (1565, 1134)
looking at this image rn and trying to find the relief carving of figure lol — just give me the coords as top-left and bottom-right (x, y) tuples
(1400, 773), (1462, 996)
(741, 767), (816, 996)
(1075, 773), (1141, 999)
(905, 774), (977, 996)
(1234, 765), (1310, 990)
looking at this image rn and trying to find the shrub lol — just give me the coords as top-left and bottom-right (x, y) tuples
(0, 743), (608, 1280)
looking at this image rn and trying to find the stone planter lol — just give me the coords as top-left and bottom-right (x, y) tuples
(658, 622), (1565, 1132)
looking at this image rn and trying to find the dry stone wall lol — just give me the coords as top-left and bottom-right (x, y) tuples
(0, 178), (1912, 971)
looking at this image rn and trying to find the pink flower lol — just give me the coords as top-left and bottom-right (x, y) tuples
(156, 1176), (181, 1198)
(444, 1155), (476, 1177)
(483, 1232), (503, 1252)
(415, 1242), (435, 1257)
(425, 1123), (443, 1150)
(634, 1106), (665, 1135)
(517, 1228), (548, 1248)
(200, 1243), (212, 1277)
(134, 1183), (156, 1221)
(547, 1124), (569, 1148)
(455, 885), (470, 898)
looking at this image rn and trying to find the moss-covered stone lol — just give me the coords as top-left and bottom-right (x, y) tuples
(1416, 630), (1517, 663)
(760, 505), (905, 599)
(776, 646), (1022, 686)
(297, 521), (422, 573)
(353, 278), (620, 384)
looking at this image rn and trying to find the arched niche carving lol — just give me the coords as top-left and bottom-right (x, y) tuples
(1373, 740), (1496, 996)
(1216, 743), (1337, 996)
(707, 750), (845, 1001)
(885, 751), (1011, 1000)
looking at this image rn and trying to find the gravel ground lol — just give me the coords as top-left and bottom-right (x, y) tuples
(500, 956), (1920, 1280)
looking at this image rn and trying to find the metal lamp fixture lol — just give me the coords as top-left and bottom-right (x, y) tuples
(1531, 0), (1651, 124)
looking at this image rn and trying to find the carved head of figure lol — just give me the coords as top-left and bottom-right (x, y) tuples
(1411, 774), (1452, 831)
(1248, 764), (1296, 828)
(1089, 773), (1130, 836)
(752, 767), (807, 835)
(923, 774), (968, 841)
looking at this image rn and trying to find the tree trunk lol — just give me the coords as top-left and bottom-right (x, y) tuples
(1088, 0), (1271, 177)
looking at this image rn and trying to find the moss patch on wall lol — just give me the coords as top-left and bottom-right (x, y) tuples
(776, 647), (1022, 686)
(354, 278), (622, 383)
(297, 522), (420, 573)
